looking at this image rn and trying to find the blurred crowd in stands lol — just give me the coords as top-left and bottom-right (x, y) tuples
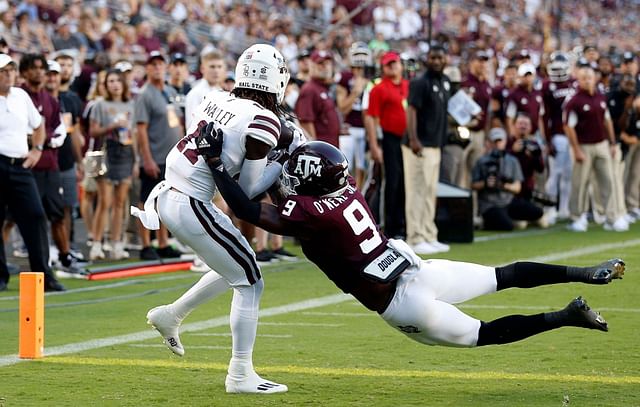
(2, 0), (640, 275)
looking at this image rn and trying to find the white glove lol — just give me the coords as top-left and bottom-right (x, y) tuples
(49, 122), (67, 148)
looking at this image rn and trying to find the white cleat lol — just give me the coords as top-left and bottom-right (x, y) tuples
(146, 305), (184, 356)
(225, 373), (288, 394)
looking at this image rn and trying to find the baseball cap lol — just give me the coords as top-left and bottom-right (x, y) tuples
(0, 53), (15, 69)
(225, 71), (235, 82)
(310, 49), (333, 63)
(146, 50), (166, 64)
(623, 51), (635, 63)
(297, 49), (311, 60)
(472, 50), (489, 61)
(114, 61), (133, 72)
(381, 51), (401, 66)
(517, 62), (536, 77)
(47, 60), (61, 73)
(170, 52), (186, 64)
(488, 127), (507, 142)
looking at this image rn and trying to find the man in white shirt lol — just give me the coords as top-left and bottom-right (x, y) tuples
(0, 54), (65, 292)
(184, 50), (226, 129)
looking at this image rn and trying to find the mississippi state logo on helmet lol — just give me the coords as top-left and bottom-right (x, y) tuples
(282, 141), (349, 196)
(234, 44), (290, 104)
(547, 52), (571, 82)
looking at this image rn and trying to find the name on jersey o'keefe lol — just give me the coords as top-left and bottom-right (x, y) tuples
(203, 101), (237, 126)
(237, 81), (270, 92)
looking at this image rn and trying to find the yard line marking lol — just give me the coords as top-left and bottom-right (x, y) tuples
(38, 356), (640, 385)
(0, 293), (351, 368)
(302, 312), (374, 317)
(474, 226), (561, 242)
(460, 304), (640, 313)
(127, 344), (231, 350)
(190, 333), (292, 338)
(259, 322), (345, 327)
(522, 238), (640, 264)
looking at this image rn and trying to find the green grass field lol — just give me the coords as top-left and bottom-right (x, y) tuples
(1, 224), (639, 406)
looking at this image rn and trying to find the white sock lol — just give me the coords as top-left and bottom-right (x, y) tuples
(227, 280), (264, 379)
(171, 270), (231, 320)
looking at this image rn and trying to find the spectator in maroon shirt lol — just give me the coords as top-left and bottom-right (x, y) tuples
(491, 63), (518, 128)
(505, 63), (544, 140)
(136, 21), (162, 53)
(19, 53), (84, 273)
(563, 66), (627, 232)
(461, 49), (492, 188)
(295, 49), (340, 147)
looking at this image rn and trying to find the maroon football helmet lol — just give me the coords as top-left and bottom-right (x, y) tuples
(282, 141), (349, 196)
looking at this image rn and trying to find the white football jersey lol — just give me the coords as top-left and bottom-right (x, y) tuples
(165, 90), (281, 202)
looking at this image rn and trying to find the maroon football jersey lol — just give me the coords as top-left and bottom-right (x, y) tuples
(278, 178), (406, 311)
(542, 79), (575, 137)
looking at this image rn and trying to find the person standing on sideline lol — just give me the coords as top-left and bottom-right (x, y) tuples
(506, 63), (545, 141)
(185, 50), (226, 129)
(542, 52), (575, 223)
(461, 50), (492, 188)
(365, 51), (409, 239)
(336, 42), (372, 188)
(0, 54), (65, 292)
(45, 59), (85, 258)
(564, 66), (628, 232)
(20, 53), (84, 274)
(138, 44), (291, 394)
(89, 70), (136, 260)
(166, 53), (191, 118)
(295, 49), (340, 147)
(134, 51), (184, 260)
(404, 45), (451, 254)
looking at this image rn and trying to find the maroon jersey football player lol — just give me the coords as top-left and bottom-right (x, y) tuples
(198, 129), (624, 349)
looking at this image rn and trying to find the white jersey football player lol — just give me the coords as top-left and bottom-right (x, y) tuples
(132, 43), (291, 394)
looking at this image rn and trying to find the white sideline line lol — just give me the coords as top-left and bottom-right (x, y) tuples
(0, 293), (351, 368)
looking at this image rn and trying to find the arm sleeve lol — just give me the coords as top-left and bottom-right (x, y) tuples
(237, 157), (269, 199)
(209, 160), (261, 224)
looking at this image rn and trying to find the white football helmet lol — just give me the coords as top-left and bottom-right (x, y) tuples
(349, 42), (372, 67)
(547, 52), (571, 82)
(234, 44), (290, 104)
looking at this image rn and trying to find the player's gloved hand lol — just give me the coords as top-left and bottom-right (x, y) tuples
(196, 121), (224, 161)
(267, 148), (290, 165)
(277, 117), (295, 150)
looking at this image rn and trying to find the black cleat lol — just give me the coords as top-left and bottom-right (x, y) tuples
(564, 296), (608, 331)
(589, 258), (625, 284)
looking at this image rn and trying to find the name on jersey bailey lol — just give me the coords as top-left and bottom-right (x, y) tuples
(203, 101), (237, 126)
